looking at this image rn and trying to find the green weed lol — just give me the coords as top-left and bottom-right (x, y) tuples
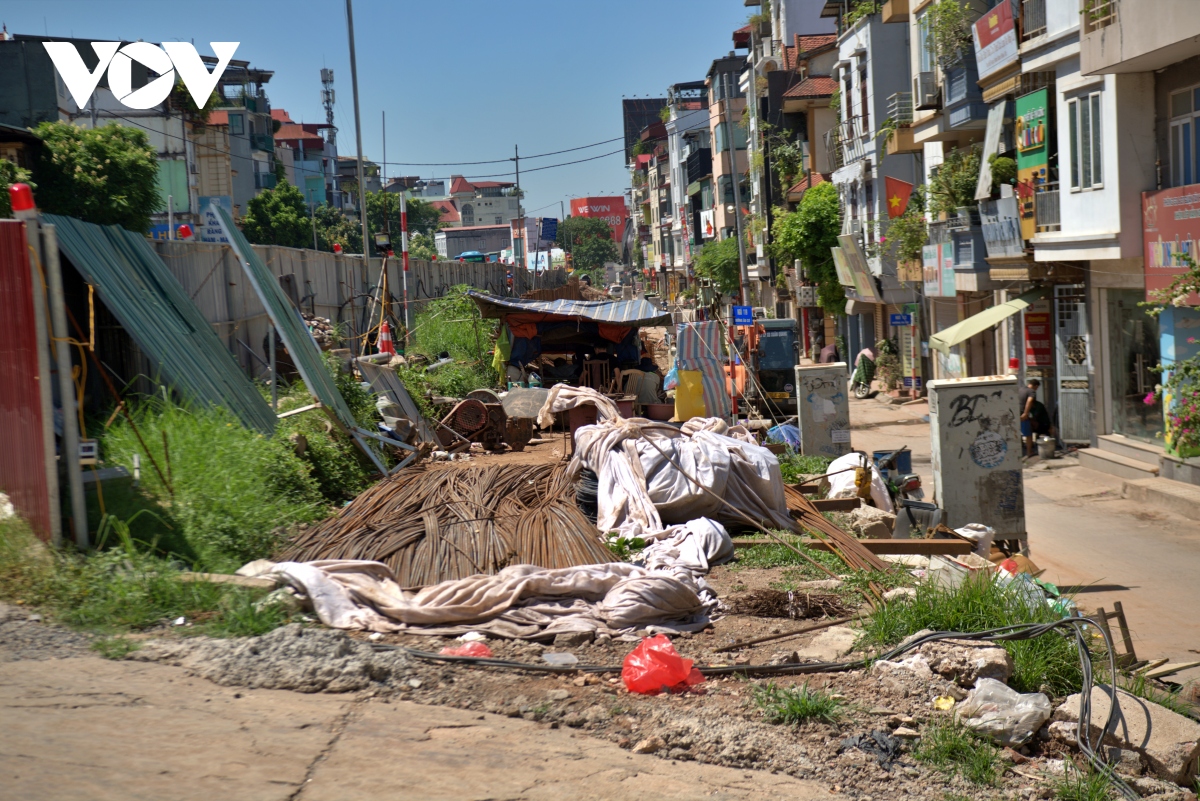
(101, 396), (329, 570)
(733, 533), (844, 572)
(860, 572), (1083, 696)
(776, 452), (833, 485)
(753, 682), (845, 725)
(1052, 765), (1116, 801)
(0, 513), (291, 639)
(607, 536), (647, 560)
(91, 637), (141, 660)
(914, 719), (1004, 787)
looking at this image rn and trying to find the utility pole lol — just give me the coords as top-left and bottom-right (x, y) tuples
(513, 144), (527, 286)
(309, 188), (318, 250)
(723, 72), (749, 305)
(346, 0), (369, 260)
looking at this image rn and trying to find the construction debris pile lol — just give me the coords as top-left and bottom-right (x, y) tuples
(302, 314), (339, 350)
(279, 462), (614, 587)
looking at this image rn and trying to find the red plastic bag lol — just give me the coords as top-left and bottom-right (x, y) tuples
(438, 642), (494, 658)
(621, 634), (706, 695)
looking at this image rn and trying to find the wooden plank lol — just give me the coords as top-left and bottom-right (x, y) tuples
(1145, 661), (1200, 680)
(732, 538), (973, 555)
(277, 402), (321, 419)
(810, 498), (861, 512)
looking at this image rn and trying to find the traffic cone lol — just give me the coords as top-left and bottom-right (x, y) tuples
(378, 321), (396, 356)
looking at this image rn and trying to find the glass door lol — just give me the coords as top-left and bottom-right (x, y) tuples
(1107, 289), (1163, 442)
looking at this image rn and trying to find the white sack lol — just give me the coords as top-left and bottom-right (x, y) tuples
(826, 452), (893, 513)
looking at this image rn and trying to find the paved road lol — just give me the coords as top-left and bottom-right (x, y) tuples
(849, 395), (1200, 685)
(0, 654), (844, 801)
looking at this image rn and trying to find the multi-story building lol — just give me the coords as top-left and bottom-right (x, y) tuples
(707, 53), (750, 245)
(819, 4), (922, 365)
(1065, 0), (1200, 480)
(448, 175), (521, 227)
(337, 155), (381, 217)
(664, 81), (710, 288)
(272, 109), (340, 209)
(211, 61), (278, 219)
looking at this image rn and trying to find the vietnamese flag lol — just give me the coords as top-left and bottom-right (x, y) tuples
(885, 176), (914, 219)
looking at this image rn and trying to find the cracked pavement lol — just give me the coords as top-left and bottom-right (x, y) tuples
(0, 654), (845, 800)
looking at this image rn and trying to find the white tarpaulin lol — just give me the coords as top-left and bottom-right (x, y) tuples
(539, 385), (793, 539)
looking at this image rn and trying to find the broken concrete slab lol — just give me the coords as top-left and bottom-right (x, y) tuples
(916, 640), (1013, 687)
(1052, 685), (1200, 785)
(848, 505), (896, 539)
(794, 626), (859, 662)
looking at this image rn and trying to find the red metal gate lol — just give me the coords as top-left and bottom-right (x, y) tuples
(0, 219), (53, 540)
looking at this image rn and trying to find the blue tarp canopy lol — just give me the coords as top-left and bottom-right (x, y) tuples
(466, 290), (672, 326)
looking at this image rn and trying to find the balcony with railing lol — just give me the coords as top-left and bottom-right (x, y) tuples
(821, 117), (869, 172)
(1021, 0), (1047, 40)
(250, 133), (274, 153)
(1035, 182), (1060, 232)
(1081, 0), (1115, 34)
(885, 92), (919, 155)
(944, 58), (987, 131)
(980, 197), (1026, 259)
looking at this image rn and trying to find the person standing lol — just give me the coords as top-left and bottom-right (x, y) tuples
(1019, 378), (1042, 457)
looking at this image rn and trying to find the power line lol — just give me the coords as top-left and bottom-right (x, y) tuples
(383, 136), (625, 166)
(103, 112), (624, 183)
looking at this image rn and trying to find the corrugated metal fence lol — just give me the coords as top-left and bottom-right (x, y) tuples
(151, 240), (564, 376)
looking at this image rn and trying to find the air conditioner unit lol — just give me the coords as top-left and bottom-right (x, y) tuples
(913, 71), (940, 110)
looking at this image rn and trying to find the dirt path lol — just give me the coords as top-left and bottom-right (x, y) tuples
(0, 651), (844, 801)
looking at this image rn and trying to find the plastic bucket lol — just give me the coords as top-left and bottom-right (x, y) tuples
(1037, 436), (1055, 459)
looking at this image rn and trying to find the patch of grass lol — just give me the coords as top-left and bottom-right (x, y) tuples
(1052, 765), (1116, 801)
(733, 533), (844, 573)
(0, 513), (292, 639)
(777, 452), (833, 485)
(91, 637), (141, 660)
(101, 396), (330, 570)
(753, 681), (845, 725)
(607, 536), (647, 561)
(914, 718), (1004, 787)
(860, 572), (1083, 696)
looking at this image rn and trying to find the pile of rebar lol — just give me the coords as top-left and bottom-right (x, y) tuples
(279, 462), (615, 587)
(782, 485), (891, 574)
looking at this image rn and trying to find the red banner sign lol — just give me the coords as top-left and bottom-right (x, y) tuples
(1024, 311), (1053, 367)
(1143, 184), (1200, 302)
(570, 196), (627, 248)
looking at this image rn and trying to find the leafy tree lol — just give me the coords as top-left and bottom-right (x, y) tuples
(0, 160), (33, 218)
(557, 216), (619, 272)
(409, 232), (438, 261)
(771, 182), (844, 314)
(312, 203), (361, 254)
(694, 235), (741, 295)
(241, 181), (312, 248)
(272, 156), (287, 186)
(363, 192), (445, 241)
(31, 121), (160, 232)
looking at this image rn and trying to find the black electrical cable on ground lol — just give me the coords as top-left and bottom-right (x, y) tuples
(381, 618), (1137, 799)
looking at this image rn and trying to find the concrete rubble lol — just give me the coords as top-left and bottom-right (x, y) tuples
(1052, 686), (1200, 785)
(847, 504), (896, 539)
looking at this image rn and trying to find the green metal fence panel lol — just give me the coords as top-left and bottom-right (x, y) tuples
(46, 214), (276, 434)
(209, 205), (359, 432)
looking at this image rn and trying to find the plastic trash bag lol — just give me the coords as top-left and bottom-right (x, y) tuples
(663, 364), (680, 391)
(621, 634), (705, 695)
(766, 424), (801, 450)
(955, 677), (1052, 746)
(438, 642), (494, 658)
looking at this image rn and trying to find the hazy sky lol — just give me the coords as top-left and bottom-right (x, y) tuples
(6, 0), (751, 216)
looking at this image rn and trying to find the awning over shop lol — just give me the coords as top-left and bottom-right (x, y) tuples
(47, 213), (277, 435)
(929, 286), (1048, 356)
(466, 291), (672, 327)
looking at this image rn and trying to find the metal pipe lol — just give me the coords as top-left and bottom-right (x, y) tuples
(346, 0), (370, 261)
(21, 212), (63, 544)
(43, 224), (88, 548)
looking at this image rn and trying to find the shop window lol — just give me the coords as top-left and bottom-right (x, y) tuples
(1067, 92), (1103, 191)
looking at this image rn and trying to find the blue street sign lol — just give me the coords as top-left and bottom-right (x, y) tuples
(890, 313), (913, 327)
(732, 305), (754, 326)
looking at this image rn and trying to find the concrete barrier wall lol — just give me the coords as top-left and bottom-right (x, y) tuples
(152, 240), (564, 376)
